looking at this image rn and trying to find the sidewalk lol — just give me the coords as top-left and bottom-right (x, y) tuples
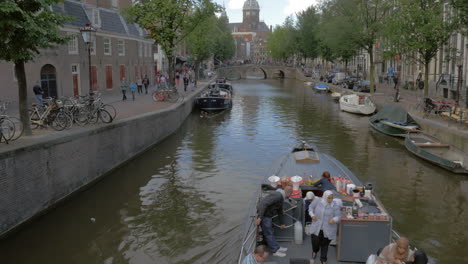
(2, 79), (209, 144)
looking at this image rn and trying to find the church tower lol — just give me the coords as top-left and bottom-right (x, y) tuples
(242, 0), (260, 31)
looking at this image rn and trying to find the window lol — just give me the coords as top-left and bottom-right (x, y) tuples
(138, 42), (142, 57)
(111, 0), (118, 8)
(68, 35), (78, 54)
(246, 11), (250, 16)
(93, 9), (101, 28)
(71, 64), (78, 74)
(118, 40), (125, 56)
(104, 38), (111, 55)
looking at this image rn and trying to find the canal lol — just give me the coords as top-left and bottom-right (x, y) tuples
(0, 79), (466, 263)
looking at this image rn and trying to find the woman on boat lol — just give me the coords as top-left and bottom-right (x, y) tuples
(313, 172), (336, 192)
(309, 190), (340, 264)
(304, 191), (315, 224)
(376, 237), (415, 264)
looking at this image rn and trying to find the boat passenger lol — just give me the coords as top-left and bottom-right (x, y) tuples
(309, 190), (341, 264)
(304, 191), (315, 224)
(376, 237), (415, 264)
(241, 245), (269, 264)
(256, 186), (293, 258)
(313, 172), (336, 192)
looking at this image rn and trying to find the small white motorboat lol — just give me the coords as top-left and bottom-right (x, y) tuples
(331, 92), (341, 102)
(304, 81), (313, 86)
(339, 94), (376, 115)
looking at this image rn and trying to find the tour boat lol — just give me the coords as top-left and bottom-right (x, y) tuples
(238, 142), (407, 264)
(405, 133), (468, 174)
(195, 87), (232, 112)
(339, 94), (376, 115)
(369, 105), (420, 137)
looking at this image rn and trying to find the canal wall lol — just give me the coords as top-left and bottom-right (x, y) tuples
(0, 88), (204, 237)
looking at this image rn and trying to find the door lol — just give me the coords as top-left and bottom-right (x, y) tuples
(119, 65), (126, 80)
(105, 65), (113, 89)
(40, 64), (57, 98)
(71, 64), (80, 96)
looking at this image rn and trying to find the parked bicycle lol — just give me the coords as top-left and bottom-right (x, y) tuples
(0, 100), (24, 142)
(152, 87), (180, 103)
(29, 98), (71, 131)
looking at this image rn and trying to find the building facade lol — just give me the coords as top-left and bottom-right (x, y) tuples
(228, 0), (271, 62)
(0, 0), (154, 101)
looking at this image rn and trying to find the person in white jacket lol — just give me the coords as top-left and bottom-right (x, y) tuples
(309, 190), (341, 264)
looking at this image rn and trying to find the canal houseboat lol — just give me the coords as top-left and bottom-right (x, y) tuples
(339, 94), (376, 115)
(405, 133), (468, 174)
(238, 142), (411, 264)
(369, 105), (420, 137)
(196, 83), (233, 112)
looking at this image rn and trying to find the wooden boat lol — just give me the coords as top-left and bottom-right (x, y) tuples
(238, 142), (409, 264)
(314, 84), (329, 92)
(331, 92), (341, 102)
(339, 94), (376, 115)
(369, 105), (420, 137)
(405, 133), (468, 174)
(195, 87), (232, 112)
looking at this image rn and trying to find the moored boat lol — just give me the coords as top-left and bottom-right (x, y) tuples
(331, 92), (341, 102)
(339, 94), (376, 115)
(239, 142), (412, 264)
(195, 87), (232, 112)
(405, 133), (468, 174)
(369, 105), (420, 137)
(314, 84), (329, 92)
(304, 81), (314, 86)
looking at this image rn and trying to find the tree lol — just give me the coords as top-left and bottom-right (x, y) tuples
(267, 17), (298, 61)
(0, 0), (69, 135)
(213, 15), (235, 62)
(296, 7), (320, 61)
(126, 0), (216, 87)
(385, 0), (461, 96)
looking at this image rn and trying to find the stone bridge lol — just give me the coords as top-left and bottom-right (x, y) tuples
(216, 65), (299, 80)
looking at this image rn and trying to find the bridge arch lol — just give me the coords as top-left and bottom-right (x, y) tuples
(245, 66), (267, 79)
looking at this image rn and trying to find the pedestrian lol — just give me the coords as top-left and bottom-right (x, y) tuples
(143, 75), (150, 94)
(129, 81), (137, 101)
(166, 74), (170, 88)
(375, 237), (415, 264)
(136, 78), (143, 94)
(160, 75), (166, 89)
(304, 191), (315, 224)
(32, 81), (44, 106)
(241, 245), (269, 264)
(309, 190), (340, 264)
(313, 172), (336, 192)
(121, 77), (128, 101)
(183, 74), (189, 92)
(175, 71), (180, 87)
(256, 186), (293, 258)
(393, 74), (399, 89)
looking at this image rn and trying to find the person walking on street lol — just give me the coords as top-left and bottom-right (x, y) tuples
(256, 186), (293, 258)
(121, 77), (128, 101)
(143, 75), (150, 94)
(175, 71), (180, 87)
(32, 81), (44, 106)
(393, 73), (400, 102)
(241, 245), (269, 264)
(183, 74), (189, 92)
(137, 78), (143, 94)
(160, 75), (166, 89)
(129, 81), (137, 101)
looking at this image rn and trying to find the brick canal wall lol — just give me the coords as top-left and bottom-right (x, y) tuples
(0, 89), (203, 237)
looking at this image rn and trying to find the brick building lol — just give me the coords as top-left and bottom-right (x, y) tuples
(0, 0), (154, 101)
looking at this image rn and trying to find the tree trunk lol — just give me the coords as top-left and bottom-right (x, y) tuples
(14, 61), (32, 136)
(424, 62), (429, 97)
(369, 46), (375, 93)
(168, 55), (175, 88)
(195, 61), (200, 82)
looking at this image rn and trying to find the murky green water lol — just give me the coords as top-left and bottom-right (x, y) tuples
(0, 79), (466, 263)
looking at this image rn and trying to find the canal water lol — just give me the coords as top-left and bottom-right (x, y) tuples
(0, 79), (466, 263)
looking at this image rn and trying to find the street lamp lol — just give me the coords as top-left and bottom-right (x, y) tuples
(79, 23), (96, 101)
(456, 53), (463, 107)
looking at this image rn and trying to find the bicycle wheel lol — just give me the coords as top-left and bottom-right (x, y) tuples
(50, 111), (68, 131)
(74, 107), (89, 126)
(0, 118), (15, 141)
(152, 91), (159, 102)
(8, 117), (24, 141)
(103, 104), (117, 120)
(168, 92), (180, 103)
(88, 110), (99, 124)
(29, 110), (40, 130)
(98, 109), (113, 123)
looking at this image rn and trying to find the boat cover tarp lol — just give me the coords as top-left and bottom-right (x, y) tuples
(369, 105), (418, 125)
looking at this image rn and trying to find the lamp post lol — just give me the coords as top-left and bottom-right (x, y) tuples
(456, 54), (463, 107)
(79, 24), (96, 102)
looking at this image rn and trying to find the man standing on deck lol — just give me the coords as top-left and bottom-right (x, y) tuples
(256, 186), (293, 257)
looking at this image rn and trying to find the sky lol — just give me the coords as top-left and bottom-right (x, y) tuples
(213, 0), (319, 27)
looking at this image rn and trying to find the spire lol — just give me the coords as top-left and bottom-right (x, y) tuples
(243, 0), (260, 11)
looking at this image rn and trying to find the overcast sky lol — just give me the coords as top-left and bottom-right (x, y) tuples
(213, 0), (319, 27)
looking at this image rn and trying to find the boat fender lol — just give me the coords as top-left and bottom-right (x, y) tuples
(294, 221), (303, 245)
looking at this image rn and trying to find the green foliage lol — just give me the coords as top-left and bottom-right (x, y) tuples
(186, 13), (218, 63)
(213, 15), (235, 61)
(267, 17), (298, 60)
(0, 0), (70, 63)
(296, 7), (320, 59)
